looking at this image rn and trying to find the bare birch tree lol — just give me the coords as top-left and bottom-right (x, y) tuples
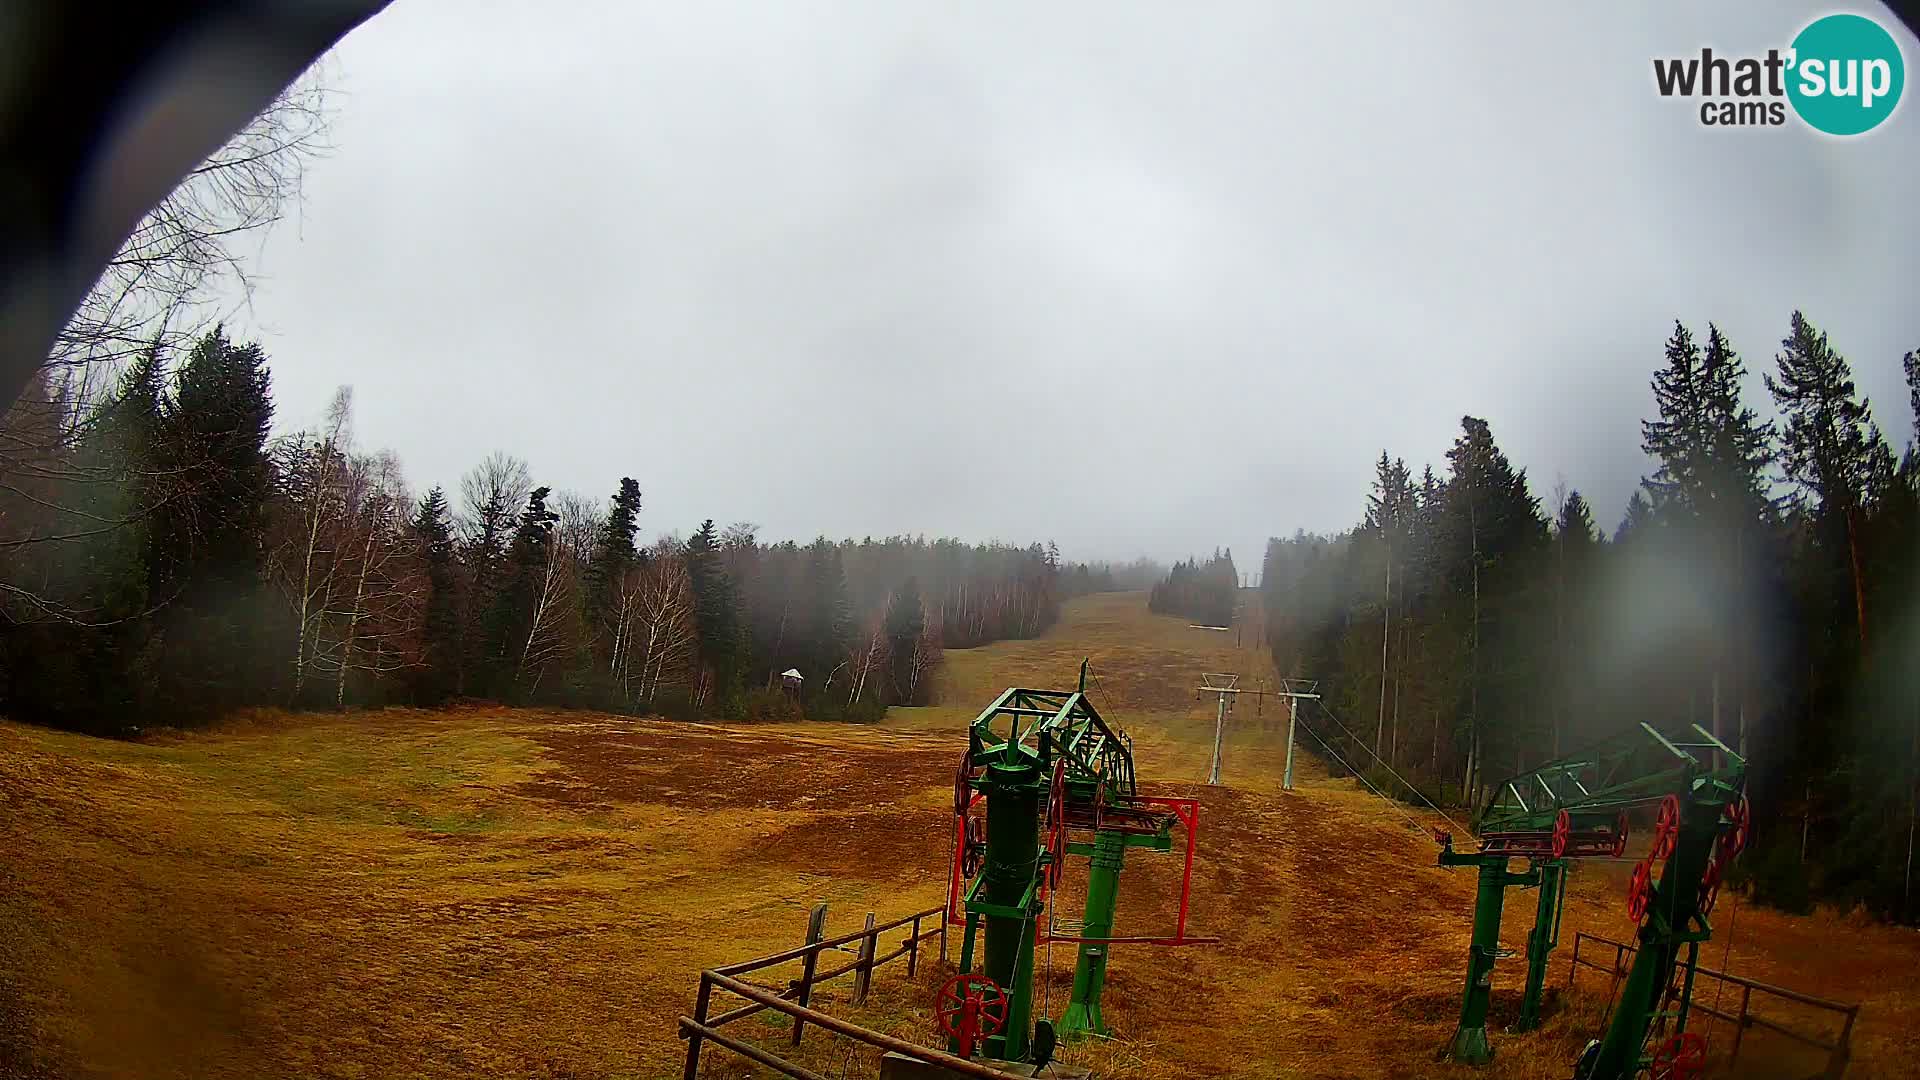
(907, 611), (944, 701)
(847, 609), (891, 707)
(268, 386), (353, 701)
(551, 490), (602, 565)
(630, 543), (698, 707)
(310, 451), (422, 705)
(515, 497), (582, 694)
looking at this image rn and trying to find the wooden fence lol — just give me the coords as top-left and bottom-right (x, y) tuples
(1567, 931), (1860, 1079)
(679, 901), (1028, 1080)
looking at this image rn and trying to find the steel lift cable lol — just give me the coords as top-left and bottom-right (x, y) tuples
(1703, 890), (1741, 1057)
(1311, 697), (1470, 837)
(1290, 711), (1437, 837)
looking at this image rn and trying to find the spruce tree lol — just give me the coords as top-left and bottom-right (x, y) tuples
(685, 518), (743, 711)
(1906, 350), (1920, 445)
(1641, 321), (1707, 511)
(1697, 325), (1777, 523)
(1640, 322), (1776, 747)
(581, 478), (641, 696)
(149, 326), (276, 715)
(802, 538), (853, 689)
(1549, 490), (1600, 753)
(1440, 416), (1547, 799)
(490, 487), (558, 699)
(1616, 490), (1655, 544)
(1767, 311), (1881, 650)
(584, 478), (641, 624)
(413, 487), (458, 703)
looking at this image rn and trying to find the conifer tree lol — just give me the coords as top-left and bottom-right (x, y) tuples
(581, 478), (642, 695)
(149, 326), (276, 713)
(802, 538), (854, 690)
(1616, 490), (1655, 543)
(1549, 489), (1599, 753)
(457, 453), (530, 695)
(1641, 321), (1706, 511)
(685, 518), (743, 710)
(413, 487), (458, 702)
(1439, 416), (1547, 799)
(1767, 312), (1883, 651)
(491, 486), (559, 698)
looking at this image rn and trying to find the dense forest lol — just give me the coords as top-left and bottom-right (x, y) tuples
(1147, 551), (1239, 626)
(0, 328), (1128, 731)
(1263, 313), (1920, 922)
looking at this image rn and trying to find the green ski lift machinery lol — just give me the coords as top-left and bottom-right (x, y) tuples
(941, 663), (1211, 1066)
(1434, 723), (1749, 1077)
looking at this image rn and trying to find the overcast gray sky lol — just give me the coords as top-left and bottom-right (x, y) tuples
(226, 2), (1920, 568)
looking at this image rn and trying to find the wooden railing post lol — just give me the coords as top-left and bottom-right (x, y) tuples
(1827, 1005), (1858, 1080)
(854, 912), (878, 1004)
(791, 902), (828, 1047)
(1730, 984), (1752, 1064)
(683, 973), (713, 1080)
(907, 913), (922, 977)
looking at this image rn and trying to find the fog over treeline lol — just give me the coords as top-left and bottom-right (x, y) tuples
(1262, 312), (1920, 922)
(0, 328), (1175, 729)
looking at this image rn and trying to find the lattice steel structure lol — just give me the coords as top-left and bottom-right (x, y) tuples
(945, 665), (1209, 1064)
(1435, 723), (1747, 1075)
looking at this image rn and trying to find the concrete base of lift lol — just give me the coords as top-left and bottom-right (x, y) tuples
(877, 1052), (1092, 1080)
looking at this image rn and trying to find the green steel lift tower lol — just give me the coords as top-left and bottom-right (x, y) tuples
(1435, 723), (1747, 1074)
(944, 666), (1208, 1063)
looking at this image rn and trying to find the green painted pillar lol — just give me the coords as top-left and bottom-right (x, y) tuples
(1516, 859), (1565, 1033)
(1059, 828), (1127, 1039)
(1447, 858), (1513, 1065)
(1582, 796), (1722, 1080)
(980, 759), (1040, 1061)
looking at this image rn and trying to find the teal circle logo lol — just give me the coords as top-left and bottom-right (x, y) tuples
(1787, 14), (1905, 135)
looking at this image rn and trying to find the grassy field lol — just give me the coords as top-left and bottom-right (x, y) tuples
(2, 590), (1916, 1079)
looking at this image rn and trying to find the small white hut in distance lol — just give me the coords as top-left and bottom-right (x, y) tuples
(779, 668), (803, 699)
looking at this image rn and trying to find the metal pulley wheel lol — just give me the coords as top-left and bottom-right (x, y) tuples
(1651, 794), (1682, 861)
(1627, 859), (1653, 923)
(934, 973), (1008, 1060)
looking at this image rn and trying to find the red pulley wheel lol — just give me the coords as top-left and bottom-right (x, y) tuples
(934, 973), (1008, 1059)
(953, 751), (973, 817)
(1650, 1031), (1707, 1080)
(1652, 794), (1682, 861)
(961, 816), (986, 878)
(1045, 759), (1068, 889)
(1722, 793), (1751, 862)
(1613, 809), (1631, 858)
(1627, 859), (1653, 923)
(1698, 853), (1723, 916)
(1046, 816), (1066, 890)
(1552, 809), (1572, 859)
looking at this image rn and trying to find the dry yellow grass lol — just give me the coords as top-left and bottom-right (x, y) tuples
(1, 590), (1914, 1080)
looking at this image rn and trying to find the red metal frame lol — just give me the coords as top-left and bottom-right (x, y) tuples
(946, 794), (1213, 946)
(1037, 796), (1214, 947)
